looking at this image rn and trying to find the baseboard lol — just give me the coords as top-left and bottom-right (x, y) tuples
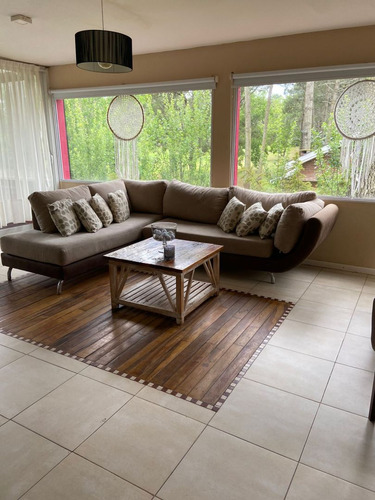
(306, 259), (375, 276)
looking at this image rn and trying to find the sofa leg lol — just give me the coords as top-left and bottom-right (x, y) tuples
(269, 272), (275, 284)
(7, 267), (13, 281)
(57, 280), (64, 295)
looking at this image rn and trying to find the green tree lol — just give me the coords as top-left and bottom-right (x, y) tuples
(64, 97), (116, 181)
(63, 90), (212, 186)
(313, 119), (350, 197)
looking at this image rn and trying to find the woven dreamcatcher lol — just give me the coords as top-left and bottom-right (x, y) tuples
(107, 95), (144, 141)
(107, 95), (144, 180)
(334, 80), (375, 197)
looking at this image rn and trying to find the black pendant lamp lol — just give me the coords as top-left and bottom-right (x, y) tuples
(75, 0), (132, 73)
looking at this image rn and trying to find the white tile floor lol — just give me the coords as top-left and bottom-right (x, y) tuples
(0, 261), (375, 499)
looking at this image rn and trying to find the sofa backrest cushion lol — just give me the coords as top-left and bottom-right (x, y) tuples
(229, 186), (318, 211)
(274, 200), (322, 253)
(125, 180), (168, 214)
(88, 179), (127, 203)
(28, 185), (91, 233)
(163, 180), (229, 224)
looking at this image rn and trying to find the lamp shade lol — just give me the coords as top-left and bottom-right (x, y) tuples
(75, 30), (133, 73)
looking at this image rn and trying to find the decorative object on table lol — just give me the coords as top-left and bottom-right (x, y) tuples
(151, 222), (177, 260)
(163, 244), (175, 261)
(75, 0), (132, 73)
(107, 95), (144, 140)
(334, 79), (375, 197)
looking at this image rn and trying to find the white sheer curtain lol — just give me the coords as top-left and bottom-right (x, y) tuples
(0, 59), (55, 227)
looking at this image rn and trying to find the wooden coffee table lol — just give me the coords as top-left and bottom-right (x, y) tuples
(105, 238), (223, 324)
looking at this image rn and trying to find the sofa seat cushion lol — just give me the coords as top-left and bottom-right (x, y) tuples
(28, 185), (91, 233)
(125, 180), (168, 214)
(1, 213), (162, 267)
(230, 186), (318, 211)
(143, 218), (274, 258)
(163, 180), (228, 224)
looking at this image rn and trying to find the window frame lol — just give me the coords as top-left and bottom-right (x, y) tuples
(50, 78), (217, 183)
(231, 63), (375, 199)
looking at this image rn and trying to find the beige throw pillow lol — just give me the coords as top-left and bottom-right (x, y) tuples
(217, 196), (245, 233)
(259, 203), (284, 239)
(73, 199), (103, 233)
(236, 202), (268, 237)
(107, 190), (130, 223)
(47, 199), (81, 237)
(89, 193), (113, 227)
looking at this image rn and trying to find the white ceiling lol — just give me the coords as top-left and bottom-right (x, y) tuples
(1, 0), (375, 67)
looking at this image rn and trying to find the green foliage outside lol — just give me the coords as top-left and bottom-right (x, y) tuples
(64, 97), (115, 181)
(313, 120), (350, 197)
(237, 86), (309, 193)
(63, 90), (211, 186)
(236, 79), (369, 198)
(63, 78), (372, 197)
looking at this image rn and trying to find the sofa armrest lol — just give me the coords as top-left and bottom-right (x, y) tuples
(303, 203), (339, 253)
(31, 210), (40, 230)
(241, 203), (339, 274)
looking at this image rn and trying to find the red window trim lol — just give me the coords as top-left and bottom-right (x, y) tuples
(56, 100), (71, 180)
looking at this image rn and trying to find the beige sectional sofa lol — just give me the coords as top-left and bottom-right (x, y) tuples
(1, 178), (339, 293)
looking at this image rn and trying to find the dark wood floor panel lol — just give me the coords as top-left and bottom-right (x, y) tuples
(0, 271), (293, 409)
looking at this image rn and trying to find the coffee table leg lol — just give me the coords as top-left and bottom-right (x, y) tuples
(213, 253), (220, 295)
(109, 262), (120, 310)
(176, 274), (185, 324)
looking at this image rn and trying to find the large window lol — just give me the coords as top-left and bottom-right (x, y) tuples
(233, 66), (375, 199)
(55, 81), (213, 186)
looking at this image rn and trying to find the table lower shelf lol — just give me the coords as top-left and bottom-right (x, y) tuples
(115, 274), (217, 322)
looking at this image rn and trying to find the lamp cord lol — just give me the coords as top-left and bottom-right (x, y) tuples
(101, 0), (104, 30)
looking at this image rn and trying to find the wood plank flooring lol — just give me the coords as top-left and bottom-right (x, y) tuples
(0, 270), (293, 409)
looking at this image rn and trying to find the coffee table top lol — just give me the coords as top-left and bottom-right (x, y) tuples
(105, 238), (223, 273)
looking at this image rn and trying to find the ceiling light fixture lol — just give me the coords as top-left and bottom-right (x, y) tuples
(11, 14), (32, 25)
(75, 0), (132, 73)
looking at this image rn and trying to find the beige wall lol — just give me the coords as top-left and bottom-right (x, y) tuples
(49, 25), (375, 270)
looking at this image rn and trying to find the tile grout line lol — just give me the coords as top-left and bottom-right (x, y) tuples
(154, 421), (209, 498)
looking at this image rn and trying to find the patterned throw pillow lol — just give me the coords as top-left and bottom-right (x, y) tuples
(217, 196), (245, 233)
(107, 190), (130, 223)
(89, 193), (113, 227)
(259, 203), (284, 239)
(47, 199), (81, 237)
(236, 202), (268, 237)
(73, 198), (103, 233)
